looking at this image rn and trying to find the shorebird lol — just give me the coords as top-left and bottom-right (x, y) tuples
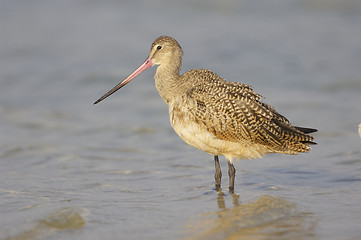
(94, 36), (317, 192)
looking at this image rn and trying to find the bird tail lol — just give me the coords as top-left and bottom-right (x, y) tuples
(294, 126), (318, 134)
(274, 121), (317, 154)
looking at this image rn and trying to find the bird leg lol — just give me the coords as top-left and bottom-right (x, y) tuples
(214, 155), (222, 191)
(228, 161), (236, 192)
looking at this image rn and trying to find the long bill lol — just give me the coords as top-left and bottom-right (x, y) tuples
(94, 57), (154, 104)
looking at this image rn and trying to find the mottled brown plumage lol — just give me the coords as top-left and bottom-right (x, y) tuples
(174, 70), (315, 155)
(94, 36), (317, 192)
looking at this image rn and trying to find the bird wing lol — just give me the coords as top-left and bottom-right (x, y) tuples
(185, 80), (314, 153)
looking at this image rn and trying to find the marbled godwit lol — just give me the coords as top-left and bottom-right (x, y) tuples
(94, 36), (317, 192)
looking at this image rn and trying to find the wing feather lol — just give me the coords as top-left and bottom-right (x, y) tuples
(185, 78), (316, 154)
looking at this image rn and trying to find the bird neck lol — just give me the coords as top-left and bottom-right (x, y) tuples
(154, 64), (183, 104)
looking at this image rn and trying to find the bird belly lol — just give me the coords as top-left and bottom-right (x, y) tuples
(170, 112), (270, 162)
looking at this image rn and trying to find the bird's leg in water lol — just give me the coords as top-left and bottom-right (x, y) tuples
(214, 155), (222, 191)
(228, 161), (236, 192)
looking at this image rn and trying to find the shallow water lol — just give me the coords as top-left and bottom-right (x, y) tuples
(1, 0), (361, 239)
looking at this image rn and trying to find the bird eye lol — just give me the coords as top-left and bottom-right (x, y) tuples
(157, 45), (162, 50)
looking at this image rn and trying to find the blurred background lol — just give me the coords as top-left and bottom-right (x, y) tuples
(1, 0), (361, 239)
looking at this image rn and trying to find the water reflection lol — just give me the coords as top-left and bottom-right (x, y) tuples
(184, 194), (315, 240)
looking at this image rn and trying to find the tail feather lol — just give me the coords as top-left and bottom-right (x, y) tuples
(294, 126), (317, 146)
(294, 126), (318, 134)
(271, 120), (317, 153)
